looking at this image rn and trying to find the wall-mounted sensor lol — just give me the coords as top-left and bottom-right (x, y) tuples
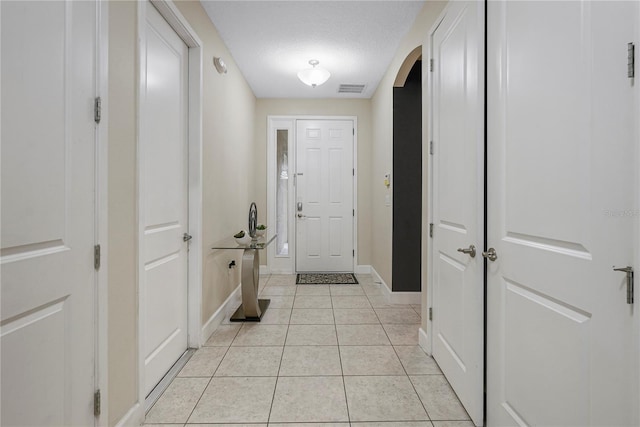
(384, 173), (391, 188)
(213, 57), (228, 74)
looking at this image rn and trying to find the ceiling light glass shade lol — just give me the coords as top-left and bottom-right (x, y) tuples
(297, 60), (330, 88)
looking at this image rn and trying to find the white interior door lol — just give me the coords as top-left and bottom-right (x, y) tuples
(141, 3), (190, 396)
(487, 1), (638, 425)
(1, 1), (97, 425)
(429, 2), (484, 425)
(296, 120), (354, 272)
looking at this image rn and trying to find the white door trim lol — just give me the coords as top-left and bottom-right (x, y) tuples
(96, 0), (109, 424)
(136, 0), (203, 417)
(423, 7), (447, 357)
(636, 4), (640, 420)
(266, 115), (358, 274)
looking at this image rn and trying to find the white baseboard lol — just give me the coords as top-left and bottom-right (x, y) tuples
(419, 327), (432, 355)
(370, 266), (421, 305)
(114, 402), (143, 427)
(268, 267), (293, 274)
(370, 266), (391, 293)
(263, 265), (370, 275)
(355, 264), (371, 274)
(200, 283), (241, 345)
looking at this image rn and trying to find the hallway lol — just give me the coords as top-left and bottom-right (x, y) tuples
(144, 274), (471, 425)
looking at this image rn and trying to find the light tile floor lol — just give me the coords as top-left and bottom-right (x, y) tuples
(145, 274), (471, 427)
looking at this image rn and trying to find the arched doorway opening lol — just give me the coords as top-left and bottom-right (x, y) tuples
(392, 46), (422, 292)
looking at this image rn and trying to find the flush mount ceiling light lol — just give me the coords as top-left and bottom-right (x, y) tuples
(297, 60), (330, 88)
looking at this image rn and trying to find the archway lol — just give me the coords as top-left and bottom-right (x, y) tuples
(392, 47), (422, 292)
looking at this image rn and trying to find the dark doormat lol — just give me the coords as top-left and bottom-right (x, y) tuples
(296, 273), (359, 285)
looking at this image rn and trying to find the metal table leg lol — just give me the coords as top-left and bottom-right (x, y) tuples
(230, 247), (270, 321)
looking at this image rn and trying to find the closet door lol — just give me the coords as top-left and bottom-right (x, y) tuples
(1, 1), (97, 425)
(487, 2), (638, 425)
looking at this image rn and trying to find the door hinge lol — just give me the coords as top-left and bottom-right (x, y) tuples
(430, 58), (434, 72)
(353, 249), (355, 257)
(94, 389), (101, 416)
(94, 244), (101, 270)
(429, 223), (434, 238)
(353, 168), (355, 176)
(353, 209), (355, 217)
(429, 141), (434, 155)
(94, 96), (101, 124)
(428, 307), (433, 321)
(352, 128), (355, 136)
(628, 42), (635, 78)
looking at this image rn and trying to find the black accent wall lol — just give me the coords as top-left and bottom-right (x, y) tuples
(392, 60), (422, 292)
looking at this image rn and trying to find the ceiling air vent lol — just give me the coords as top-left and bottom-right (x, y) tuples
(338, 84), (366, 94)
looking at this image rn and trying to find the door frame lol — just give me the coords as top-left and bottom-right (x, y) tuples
(96, 0), (109, 425)
(136, 0), (203, 417)
(424, 4), (447, 357)
(267, 115), (358, 274)
(636, 3), (640, 420)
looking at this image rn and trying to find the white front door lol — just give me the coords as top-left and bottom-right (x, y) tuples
(429, 2), (484, 425)
(141, 3), (190, 396)
(487, 1), (638, 425)
(296, 120), (354, 272)
(1, 1), (97, 425)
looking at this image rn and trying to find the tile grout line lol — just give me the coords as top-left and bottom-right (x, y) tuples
(148, 275), (444, 426)
(334, 294), (353, 425)
(265, 320), (290, 424)
(391, 337), (433, 422)
(180, 343), (232, 424)
(372, 299), (431, 423)
(148, 323), (242, 424)
(183, 319), (244, 423)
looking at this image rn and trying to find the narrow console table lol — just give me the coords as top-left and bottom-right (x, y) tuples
(212, 234), (276, 321)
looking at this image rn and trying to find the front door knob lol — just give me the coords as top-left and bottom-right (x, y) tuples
(482, 247), (498, 261)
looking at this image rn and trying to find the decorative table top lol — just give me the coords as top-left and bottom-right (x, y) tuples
(212, 234), (276, 250)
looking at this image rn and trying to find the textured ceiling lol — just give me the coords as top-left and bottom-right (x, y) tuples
(200, 1), (425, 99)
